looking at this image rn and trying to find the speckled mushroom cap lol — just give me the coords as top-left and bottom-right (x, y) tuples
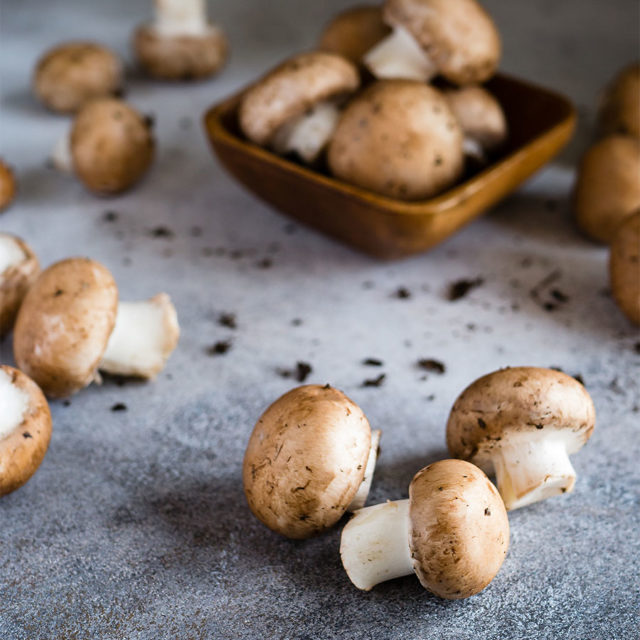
(243, 384), (372, 539)
(408, 459), (509, 599)
(238, 52), (360, 147)
(598, 62), (640, 139)
(383, 0), (501, 85)
(0, 366), (52, 497)
(328, 80), (464, 200)
(610, 210), (640, 325)
(32, 42), (123, 113)
(13, 258), (118, 398)
(318, 6), (390, 65)
(70, 98), (155, 195)
(446, 367), (596, 469)
(0, 160), (16, 213)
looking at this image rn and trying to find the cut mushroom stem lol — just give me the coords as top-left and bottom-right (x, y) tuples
(348, 429), (381, 511)
(99, 293), (179, 379)
(50, 133), (73, 172)
(0, 368), (30, 440)
(153, 0), (208, 36)
(491, 434), (576, 510)
(363, 25), (436, 82)
(341, 499), (413, 591)
(0, 235), (27, 274)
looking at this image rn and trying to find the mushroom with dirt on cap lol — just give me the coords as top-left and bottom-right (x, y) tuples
(239, 52), (360, 164)
(598, 62), (640, 139)
(0, 233), (40, 338)
(610, 209), (640, 326)
(0, 366), (52, 497)
(446, 367), (596, 511)
(0, 160), (16, 213)
(363, 0), (501, 85)
(243, 384), (381, 539)
(134, 0), (228, 80)
(13, 257), (179, 398)
(340, 459), (509, 597)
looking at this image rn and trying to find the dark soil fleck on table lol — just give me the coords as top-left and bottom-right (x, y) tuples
(417, 359), (446, 374)
(218, 313), (237, 329)
(394, 287), (411, 299)
(256, 258), (273, 269)
(149, 226), (174, 239)
(278, 361), (313, 383)
(448, 278), (484, 301)
(362, 373), (386, 388)
(103, 210), (119, 223)
(111, 403), (128, 412)
(363, 358), (383, 367)
(207, 340), (232, 356)
(291, 318), (303, 327)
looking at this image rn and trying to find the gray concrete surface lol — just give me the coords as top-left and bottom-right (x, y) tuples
(1, 1), (639, 638)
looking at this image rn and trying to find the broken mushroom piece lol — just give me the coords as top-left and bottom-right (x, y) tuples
(0, 366), (52, 497)
(610, 210), (640, 325)
(13, 257), (179, 398)
(598, 62), (640, 139)
(341, 459), (509, 597)
(0, 233), (40, 338)
(446, 367), (596, 511)
(328, 80), (464, 200)
(364, 0), (501, 85)
(243, 384), (381, 539)
(0, 160), (16, 212)
(134, 0), (228, 80)
(239, 52), (360, 164)
(33, 42), (123, 114)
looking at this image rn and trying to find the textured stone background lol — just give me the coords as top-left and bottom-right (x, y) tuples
(1, 1), (639, 638)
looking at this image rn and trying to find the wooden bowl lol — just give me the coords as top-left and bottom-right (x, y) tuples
(204, 73), (576, 259)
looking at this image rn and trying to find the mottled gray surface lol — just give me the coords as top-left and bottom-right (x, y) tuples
(1, 0), (639, 638)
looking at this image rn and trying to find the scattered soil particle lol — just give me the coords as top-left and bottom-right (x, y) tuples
(530, 270), (570, 311)
(218, 313), (237, 329)
(144, 114), (155, 128)
(363, 358), (383, 367)
(149, 226), (174, 239)
(417, 359), (446, 374)
(425, 394), (435, 401)
(62, 400), (71, 407)
(103, 210), (119, 222)
(278, 361), (313, 383)
(207, 340), (232, 356)
(362, 373), (386, 388)
(362, 281), (375, 290)
(111, 403), (128, 412)
(256, 258), (273, 269)
(448, 278), (484, 301)
(394, 287), (411, 299)
(291, 318), (303, 327)
(550, 367), (585, 385)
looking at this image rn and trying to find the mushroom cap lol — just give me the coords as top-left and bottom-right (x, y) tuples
(243, 384), (372, 539)
(610, 210), (640, 325)
(70, 98), (155, 195)
(13, 257), (118, 398)
(446, 367), (596, 470)
(0, 160), (16, 213)
(133, 24), (228, 80)
(598, 62), (640, 139)
(32, 42), (123, 114)
(574, 134), (640, 243)
(318, 6), (391, 65)
(409, 459), (509, 599)
(0, 366), (52, 497)
(443, 85), (507, 152)
(383, 0), (501, 85)
(0, 234), (40, 337)
(328, 80), (464, 200)
(238, 52), (360, 147)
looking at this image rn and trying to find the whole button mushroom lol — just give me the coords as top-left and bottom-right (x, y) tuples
(340, 459), (509, 598)
(0, 233), (40, 338)
(0, 366), (52, 497)
(446, 367), (596, 511)
(364, 0), (501, 85)
(33, 42), (123, 114)
(610, 210), (640, 325)
(239, 52), (360, 165)
(573, 135), (640, 243)
(598, 63), (640, 139)
(134, 0), (228, 80)
(14, 257), (179, 398)
(243, 384), (381, 539)
(0, 160), (17, 213)
(328, 80), (464, 200)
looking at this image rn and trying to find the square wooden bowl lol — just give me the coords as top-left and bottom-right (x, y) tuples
(204, 73), (576, 259)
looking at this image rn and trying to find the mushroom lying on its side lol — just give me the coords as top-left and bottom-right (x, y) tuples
(610, 210), (640, 325)
(341, 459), (509, 597)
(243, 384), (381, 539)
(14, 257), (179, 398)
(0, 366), (52, 497)
(0, 160), (16, 213)
(598, 62), (640, 139)
(446, 367), (596, 511)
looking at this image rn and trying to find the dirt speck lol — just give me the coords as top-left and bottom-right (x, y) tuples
(448, 278), (484, 301)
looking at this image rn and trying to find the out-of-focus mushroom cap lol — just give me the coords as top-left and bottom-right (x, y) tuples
(0, 161), (16, 213)
(610, 210), (640, 325)
(598, 63), (640, 138)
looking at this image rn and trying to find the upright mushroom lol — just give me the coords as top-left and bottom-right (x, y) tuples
(239, 52), (360, 164)
(134, 0), (228, 80)
(446, 367), (596, 511)
(328, 80), (464, 200)
(0, 366), (52, 497)
(610, 210), (640, 325)
(363, 0), (501, 85)
(14, 257), (179, 398)
(598, 62), (640, 139)
(340, 459), (509, 597)
(243, 384), (381, 539)
(0, 160), (16, 213)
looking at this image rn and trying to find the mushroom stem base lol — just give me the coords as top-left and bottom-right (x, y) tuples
(153, 0), (208, 36)
(340, 499), (413, 591)
(50, 134), (73, 173)
(348, 429), (381, 512)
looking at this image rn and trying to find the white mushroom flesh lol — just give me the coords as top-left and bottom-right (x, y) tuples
(153, 0), (209, 36)
(340, 499), (413, 591)
(0, 369), (29, 441)
(348, 429), (381, 512)
(50, 133), (73, 173)
(0, 235), (26, 275)
(363, 25), (437, 82)
(271, 100), (342, 164)
(99, 294), (179, 379)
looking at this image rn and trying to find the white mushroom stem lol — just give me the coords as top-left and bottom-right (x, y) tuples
(0, 235), (27, 274)
(153, 0), (208, 36)
(271, 100), (342, 164)
(99, 293), (179, 379)
(0, 369), (29, 440)
(340, 499), (413, 591)
(363, 25), (437, 82)
(50, 133), (73, 173)
(490, 434), (577, 510)
(348, 429), (381, 511)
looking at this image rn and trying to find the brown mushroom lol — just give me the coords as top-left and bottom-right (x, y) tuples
(598, 62), (640, 139)
(0, 160), (16, 213)
(610, 210), (640, 325)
